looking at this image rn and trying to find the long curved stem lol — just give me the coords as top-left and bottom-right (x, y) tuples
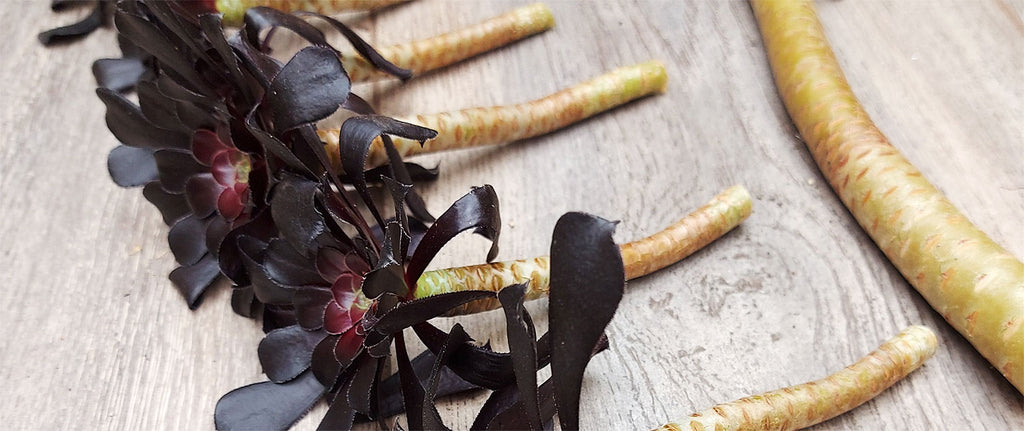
(752, 0), (1024, 392)
(320, 61), (668, 169)
(657, 326), (937, 431)
(414, 185), (752, 316)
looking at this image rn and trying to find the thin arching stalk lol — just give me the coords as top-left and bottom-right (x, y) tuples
(415, 185), (752, 315)
(320, 61), (668, 169)
(657, 326), (938, 431)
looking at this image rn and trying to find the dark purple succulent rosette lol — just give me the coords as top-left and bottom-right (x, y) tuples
(217, 200), (629, 431)
(99, 0), (415, 307)
(216, 114), (630, 430)
(188, 128), (258, 222)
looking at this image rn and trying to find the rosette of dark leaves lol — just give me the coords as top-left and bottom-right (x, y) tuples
(217, 205), (627, 431)
(214, 114), (500, 429)
(99, 0), (415, 307)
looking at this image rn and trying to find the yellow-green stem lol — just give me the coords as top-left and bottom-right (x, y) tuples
(217, 0), (408, 26)
(340, 3), (555, 81)
(320, 60), (668, 169)
(657, 326), (937, 431)
(414, 186), (751, 316)
(753, 0), (1023, 392)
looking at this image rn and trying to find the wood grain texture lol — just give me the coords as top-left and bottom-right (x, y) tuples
(0, 1), (1021, 429)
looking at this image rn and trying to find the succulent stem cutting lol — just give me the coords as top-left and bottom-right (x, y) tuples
(320, 60), (668, 169)
(753, 0), (1024, 393)
(658, 326), (938, 431)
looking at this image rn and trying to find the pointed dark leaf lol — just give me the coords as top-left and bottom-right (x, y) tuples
(373, 349), (479, 421)
(113, 3), (211, 93)
(174, 98), (217, 131)
(364, 162), (439, 184)
(294, 286), (334, 330)
(362, 222), (408, 299)
(264, 238), (328, 286)
(184, 173), (221, 218)
(413, 322), (514, 390)
(267, 46), (350, 132)
(168, 214), (209, 266)
(291, 124), (337, 178)
(156, 73), (219, 111)
(370, 217), (428, 260)
(345, 354), (381, 415)
(548, 213), (624, 431)
(198, 14), (251, 102)
(341, 93), (376, 115)
(137, 80), (187, 133)
(318, 398), (356, 431)
(237, 235), (295, 305)
(478, 339), (608, 430)
(142, 181), (190, 225)
(338, 115), (437, 226)
(98, 88), (190, 150)
(244, 107), (312, 174)
(498, 283), (541, 430)
(312, 333), (343, 388)
(395, 333), (446, 431)
(231, 285), (259, 318)
(487, 380), (556, 430)
(214, 371), (324, 431)
(373, 291), (494, 336)
(379, 134), (435, 223)
(93, 57), (151, 92)
(471, 385), (518, 430)
(423, 325), (472, 400)
(218, 208), (277, 285)
(380, 178), (411, 241)
(405, 185), (500, 285)
(271, 177), (327, 256)
(107, 145), (158, 187)
(412, 324), (474, 431)
(241, 6), (330, 49)
(38, 1), (107, 45)
(153, 149), (205, 193)
(50, 0), (79, 12)
(259, 325), (329, 383)
(264, 238), (327, 284)
(227, 32), (281, 89)
(295, 12), (413, 80)
(143, 1), (211, 68)
(168, 252), (221, 308)
(263, 305), (299, 333)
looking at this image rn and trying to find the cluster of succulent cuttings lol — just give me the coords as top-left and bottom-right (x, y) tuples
(97, 1), (630, 430)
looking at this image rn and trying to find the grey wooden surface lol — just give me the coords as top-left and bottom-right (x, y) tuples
(1, 0), (1022, 429)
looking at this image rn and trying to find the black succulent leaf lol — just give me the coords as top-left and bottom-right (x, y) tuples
(39, 0), (111, 46)
(94, 35), (155, 92)
(498, 283), (542, 430)
(214, 370), (325, 431)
